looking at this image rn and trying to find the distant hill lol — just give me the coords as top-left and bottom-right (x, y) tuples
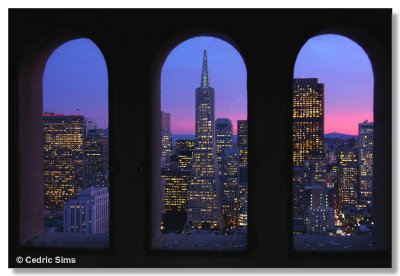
(325, 132), (355, 140)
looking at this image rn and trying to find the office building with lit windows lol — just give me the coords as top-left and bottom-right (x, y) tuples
(43, 113), (84, 211)
(161, 111), (172, 167)
(161, 164), (191, 232)
(84, 118), (97, 136)
(216, 118), (233, 177)
(237, 120), (248, 149)
(293, 166), (310, 233)
(293, 78), (324, 167)
(221, 147), (240, 227)
(63, 186), (109, 234)
(186, 50), (222, 230)
(338, 149), (359, 208)
(176, 139), (195, 171)
(84, 128), (109, 188)
(358, 120), (373, 207)
(304, 186), (334, 234)
(237, 120), (248, 228)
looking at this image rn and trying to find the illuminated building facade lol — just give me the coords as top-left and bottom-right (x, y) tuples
(304, 186), (334, 234)
(293, 78), (324, 167)
(43, 113), (84, 211)
(84, 128), (109, 188)
(358, 120), (373, 207)
(161, 111), (172, 166)
(338, 150), (359, 208)
(237, 120), (248, 228)
(84, 118), (97, 136)
(63, 186), (109, 234)
(187, 50), (221, 230)
(221, 147), (240, 227)
(176, 139), (195, 171)
(161, 164), (190, 232)
(216, 118), (233, 177)
(292, 166), (310, 233)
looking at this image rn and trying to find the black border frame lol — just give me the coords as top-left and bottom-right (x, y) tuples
(9, 8), (392, 268)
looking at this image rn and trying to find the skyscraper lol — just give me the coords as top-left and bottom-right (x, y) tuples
(293, 78), (324, 167)
(293, 166), (310, 233)
(161, 111), (172, 167)
(304, 186), (334, 234)
(176, 139), (195, 171)
(63, 186), (109, 234)
(237, 120), (248, 228)
(43, 113), (84, 211)
(237, 120), (248, 148)
(221, 147), (240, 227)
(216, 118), (233, 177)
(161, 163), (190, 232)
(338, 149), (359, 208)
(84, 128), (109, 188)
(358, 120), (373, 207)
(186, 50), (222, 230)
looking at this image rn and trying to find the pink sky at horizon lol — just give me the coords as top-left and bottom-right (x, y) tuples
(162, 35), (373, 136)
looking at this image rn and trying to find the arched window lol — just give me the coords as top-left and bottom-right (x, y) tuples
(154, 36), (248, 250)
(20, 37), (109, 248)
(42, 38), (109, 243)
(292, 34), (374, 251)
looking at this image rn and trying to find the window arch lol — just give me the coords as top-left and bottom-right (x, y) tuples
(19, 35), (109, 248)
(292, 34), (376, 251)
(152, 35), (248, 250)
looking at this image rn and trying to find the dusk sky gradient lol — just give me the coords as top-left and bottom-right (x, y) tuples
(43, 39), (109, 129)
(43, 35), (373, 135)
(161, 37), (247, 135)
(294, 34), (373, 135)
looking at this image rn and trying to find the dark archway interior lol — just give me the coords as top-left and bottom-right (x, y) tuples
(9, 9), (391, 268)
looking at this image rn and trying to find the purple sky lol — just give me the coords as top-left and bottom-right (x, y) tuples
(43, 35), (373, 135)
(294, 34), (373, 135)
(161, 37), (247, 135)
(43, 39), (108, 128)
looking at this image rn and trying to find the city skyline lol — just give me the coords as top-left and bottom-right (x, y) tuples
(44, 35), (373, 135)
(294, 34), (374, 135)
(159, 49), (248, 250)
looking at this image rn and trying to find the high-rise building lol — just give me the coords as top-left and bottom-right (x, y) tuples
(161, 163), (191, 232)
(237, 120), (248, 228)
(84, 128), (109, 188)
(161, 111), (172, 167)
(84, 118), (97, 136)
(293, 166), (310, 233)
(221, 147), (240, 227)
(237, 120), (248, 150)
(293, 157), (333, 234)
(216, 118), (233, 177)
(293, 78), (324, 167)
(43, 113), (84, 211)
(304, 155), (327, 187)
(186, 50), (222, 230)
(63, 186), (109, 234)
(176, 139), (195, 171)
(338, 149), (359, 208)
(358, 120), (373, 207)
(304, 185), (334, 234)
